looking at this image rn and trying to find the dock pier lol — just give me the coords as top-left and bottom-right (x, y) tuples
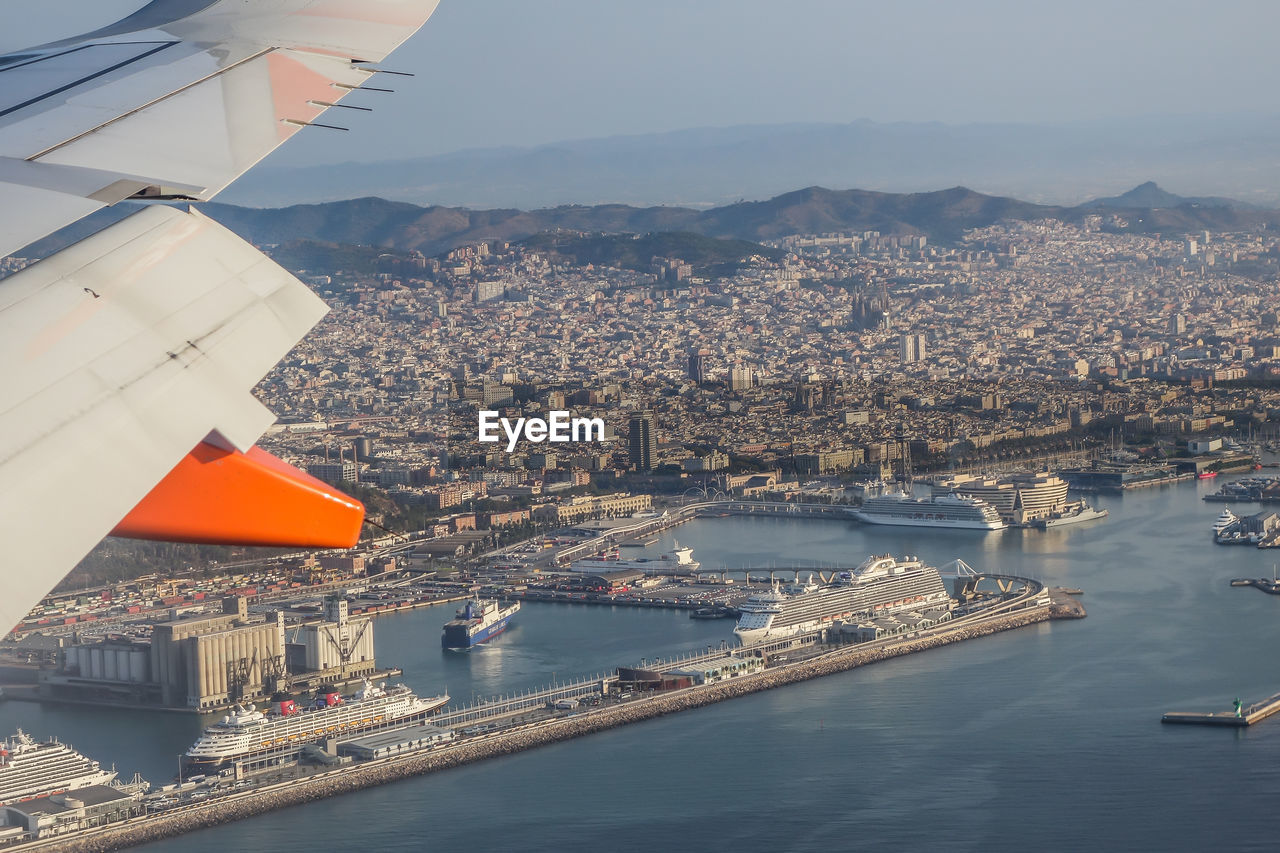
(1162, 692), (1280, 727)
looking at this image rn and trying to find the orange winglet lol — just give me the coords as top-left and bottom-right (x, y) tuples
(111, 442), (364, 548)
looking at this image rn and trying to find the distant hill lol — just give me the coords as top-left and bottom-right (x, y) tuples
(194, 185), (1072, 255)
(195, 184), (1280, 257)
(692, 186), (1071, 243)
(1085, 181), (1255, 210)
(200, 198), (706, 258)
(13, 183), (1280, 266)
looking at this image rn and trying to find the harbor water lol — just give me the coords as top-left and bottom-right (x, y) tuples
(7, 472), (1280, 851)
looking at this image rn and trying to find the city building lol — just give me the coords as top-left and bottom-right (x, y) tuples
(307, 461), (357, 484)
(531, 493), (653, 524)
(687, 352), (706, 385)
(899, 333), (927, 364)
(628, 411), (657, 471)
(729, 364), (756, 391)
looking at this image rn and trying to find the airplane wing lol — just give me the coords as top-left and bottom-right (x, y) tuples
(0, 0), (440, 633)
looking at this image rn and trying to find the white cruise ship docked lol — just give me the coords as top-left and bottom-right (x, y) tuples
(853, 491), (1005, 530)
(183, 680), (448, 773)
(0, 730), (117, 805)
(733, 554), (953, 644)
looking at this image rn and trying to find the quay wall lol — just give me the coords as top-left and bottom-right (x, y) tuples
(34, 607), (1048, 853)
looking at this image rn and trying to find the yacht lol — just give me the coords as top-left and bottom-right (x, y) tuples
(1211, 507), (1238, 537)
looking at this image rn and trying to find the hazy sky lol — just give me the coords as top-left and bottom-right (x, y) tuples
(8, 0), (1280, 165)
(288, 0), (1280, 165)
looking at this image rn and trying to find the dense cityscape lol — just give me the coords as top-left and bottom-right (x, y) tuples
(241, 217), (1280, 527)
(8, 2), (1280, 851)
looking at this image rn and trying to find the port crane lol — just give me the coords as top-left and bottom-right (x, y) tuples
(225, 649), (259, 702)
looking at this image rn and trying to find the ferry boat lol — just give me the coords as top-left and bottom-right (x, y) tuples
(442, 599), (520, 648)
(0, 730), (117, 805)
(1032, 501), (1109, 529)
(853, 492), (1006, 530)
(733, 554), (952, 644)
(568, 542), (700, 574)
(182, 680), (448, 773)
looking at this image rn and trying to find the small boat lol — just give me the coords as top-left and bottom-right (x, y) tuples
(1032, 502), (1108, 529)
(1198, 471), (1219, 479)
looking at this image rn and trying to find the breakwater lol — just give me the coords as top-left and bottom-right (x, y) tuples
(23, 605), (1051, 853)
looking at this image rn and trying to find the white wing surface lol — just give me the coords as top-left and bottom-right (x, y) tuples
(0, 0), (440, 633)
(0, 0), (440, 259)
(0, 206), (326, 632)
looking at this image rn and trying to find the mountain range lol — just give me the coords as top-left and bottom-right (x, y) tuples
(195, 183), (1276, 258)
(16, 183), (1277, 264)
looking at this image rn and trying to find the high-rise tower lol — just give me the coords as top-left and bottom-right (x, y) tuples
(628, 411), (657, 471)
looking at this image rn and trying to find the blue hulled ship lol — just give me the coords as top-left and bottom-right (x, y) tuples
(442, 599), (520, 648)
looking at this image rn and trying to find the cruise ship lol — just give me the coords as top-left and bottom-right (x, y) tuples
(931, 472), (1070, 525)
(442, 599), (520, 648)
(0, 730), (117, 805)
(182, 680), (448, 773)
(733, 554), (953, 643)
(568, 542), (700, 575)
(853, 491), (1005, 530)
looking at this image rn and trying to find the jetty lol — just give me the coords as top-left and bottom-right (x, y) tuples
(1162, 692), (1280, 727)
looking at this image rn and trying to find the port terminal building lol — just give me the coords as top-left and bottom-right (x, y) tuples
(337, 724), (454, 761)
(0, 785), (144, 844)
(930, 472), (1069, 525)
(836, 606), (955, 642)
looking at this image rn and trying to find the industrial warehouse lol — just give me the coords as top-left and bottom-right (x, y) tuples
(36, 597), (382, 711)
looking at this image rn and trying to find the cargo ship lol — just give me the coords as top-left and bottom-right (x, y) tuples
(442, 599), (520, 649)
(182, 679), (448, 773)
(733, 554), (952, 643)
(0, 730), (118, 805)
